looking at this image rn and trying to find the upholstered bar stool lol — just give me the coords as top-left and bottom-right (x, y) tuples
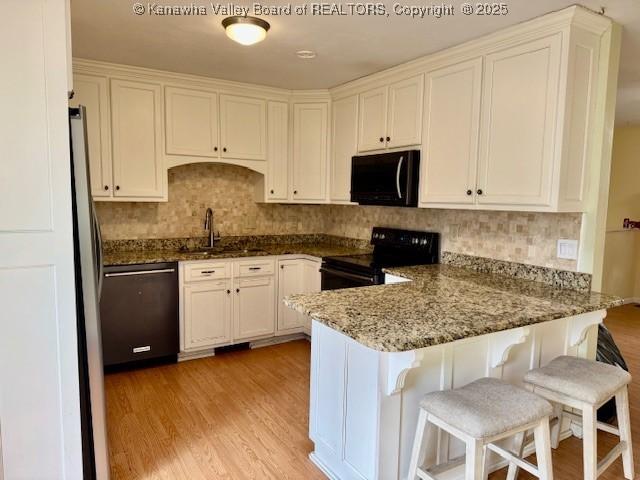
(408, 377), (554, 480)
(522, 356), (634, 480)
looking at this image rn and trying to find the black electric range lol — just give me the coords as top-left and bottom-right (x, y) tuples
(320, 227), (440, 290)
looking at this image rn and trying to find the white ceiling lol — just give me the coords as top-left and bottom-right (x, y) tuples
(71, 0), (640, 124)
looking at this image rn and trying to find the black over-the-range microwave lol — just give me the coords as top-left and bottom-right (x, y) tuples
(350, 150), (420, 207)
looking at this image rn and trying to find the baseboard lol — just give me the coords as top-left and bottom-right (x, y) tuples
(309, 453), (339, 480)
(250, 333), (307, 349)
(178, 348), (216, 362)
(622, 298), (640, 305)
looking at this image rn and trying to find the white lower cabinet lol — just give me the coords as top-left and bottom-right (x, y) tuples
(183, 279), (232, 350)
(277, 259), (306, 333)
(277, 258), (321, 336)
(233, 275), (276, 341)
(182, 256), (318, 355)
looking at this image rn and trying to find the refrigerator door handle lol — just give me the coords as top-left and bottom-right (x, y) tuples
(91, 189), (103, 299)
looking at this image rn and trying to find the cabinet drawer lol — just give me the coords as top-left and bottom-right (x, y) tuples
(234, 259), (275, 278)
(184, 262), (230, 282)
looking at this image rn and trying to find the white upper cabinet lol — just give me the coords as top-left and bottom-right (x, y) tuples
(357, 74), (423, 153)
(70, 74), (112, 198)
(110, 79), (165, 199)
(477, 34), (561, 207)
(165, 86), (219, 157)
(219, 94), (267, 161)
(292, 102), (329, 202)
(266, 101), (289, 201)
(330, 95), (358, 203)
(420, 58), (482, 206)
(417, 15), (604, 212)
(358, 86), (388, 152)
(387, 75), (424, 148)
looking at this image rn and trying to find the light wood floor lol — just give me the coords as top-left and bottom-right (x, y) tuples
(106, 305), (640, 479)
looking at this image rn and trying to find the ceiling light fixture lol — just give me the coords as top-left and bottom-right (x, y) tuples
(296, 50), (317, 59)
(222, 16), (270, 46)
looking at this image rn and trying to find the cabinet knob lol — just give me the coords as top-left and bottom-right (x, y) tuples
(477, 189), (483, 195)
(280, 265), (284, 269)
(270, 189), (274, 194)
(227, 289), (231, 294)
(386, 136), (390, 142)
(214, 147), (218, 152)
(379, 137), (384, 143)
(466, 189), (472, 196)
(104, 185), (109, 191)
(115, 185), (120, 191)
(293, 190), (298, 195)
(236, 288), (240, 293)
(223, 147), (227, 153)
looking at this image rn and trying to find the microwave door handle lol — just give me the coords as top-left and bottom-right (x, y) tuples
(396, 156), (404, 199)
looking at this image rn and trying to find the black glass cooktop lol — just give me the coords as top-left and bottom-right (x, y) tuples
(323, 253), (421, 272)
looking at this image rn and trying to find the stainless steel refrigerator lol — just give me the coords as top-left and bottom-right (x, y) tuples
(69, 106), (110, 479)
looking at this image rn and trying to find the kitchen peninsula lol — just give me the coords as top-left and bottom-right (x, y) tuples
(285, 264), (622, 480)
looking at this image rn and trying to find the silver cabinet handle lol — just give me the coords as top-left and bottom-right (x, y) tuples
(104, 268), (175, 278)
(396, 156), (404, 199)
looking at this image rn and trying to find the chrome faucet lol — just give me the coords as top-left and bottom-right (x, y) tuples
(204, 208), (221, 248)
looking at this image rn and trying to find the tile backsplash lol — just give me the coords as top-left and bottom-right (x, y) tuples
(96, 163), (582, 270)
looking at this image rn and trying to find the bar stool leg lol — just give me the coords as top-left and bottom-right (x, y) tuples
(550, 403), (563, 449)
(408, 409), (429, 480)
(533, 420), (554, 480)
(582, 405), (598, 480)
(465, 438), (484, 480)
(482, 445), (491, 480)
(615, 387), (635, 480)
(506, 430), (526, 480)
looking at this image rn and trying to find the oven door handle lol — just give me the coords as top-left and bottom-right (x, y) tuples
(320, 267), (375, 284)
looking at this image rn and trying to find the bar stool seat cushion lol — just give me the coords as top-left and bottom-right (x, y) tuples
(524, 356), (631, 405)
(420, 377), (553, 439)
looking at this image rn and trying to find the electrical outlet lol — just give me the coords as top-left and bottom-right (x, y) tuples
(557, 239), (578, 260)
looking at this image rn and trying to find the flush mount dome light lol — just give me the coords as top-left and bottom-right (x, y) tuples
(222, 16), (270, 46)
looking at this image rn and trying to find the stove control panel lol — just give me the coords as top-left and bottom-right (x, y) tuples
(371, 227), (440, 252)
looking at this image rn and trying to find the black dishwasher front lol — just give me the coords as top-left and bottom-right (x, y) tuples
(100, 262), (178, 367)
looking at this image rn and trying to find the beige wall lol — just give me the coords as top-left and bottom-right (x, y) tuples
(97, 163), (581, 270)
(601, 126), (640, 298)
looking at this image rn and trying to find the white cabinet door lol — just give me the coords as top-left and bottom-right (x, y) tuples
(183, 280), (232, 350)
(421, 59), (482, 205)
(266, 101), (289, 201)
(110, 79), (165, 199)
(70, 74), (113, 198)
(330, 95), (358, 202)
(234, 275), (275, 340)
(292, 103), (328, 202)
(219, 94), (267, 161)
(387, 74), (424, 149)
(301, 259), (321, 335)
(477, 34), (561, 207)
(357, 86), (387, 152)
(165, 86), (219, 157)
(277, 260), (305, 333)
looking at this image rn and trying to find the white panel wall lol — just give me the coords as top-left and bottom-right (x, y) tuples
(0, 0), (82, 478)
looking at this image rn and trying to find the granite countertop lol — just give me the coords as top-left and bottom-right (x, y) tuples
(284, 264), (623, 353)
(103, 242), (371, 266)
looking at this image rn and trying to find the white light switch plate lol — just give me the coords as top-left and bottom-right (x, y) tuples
(557, 239), (579, 260)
